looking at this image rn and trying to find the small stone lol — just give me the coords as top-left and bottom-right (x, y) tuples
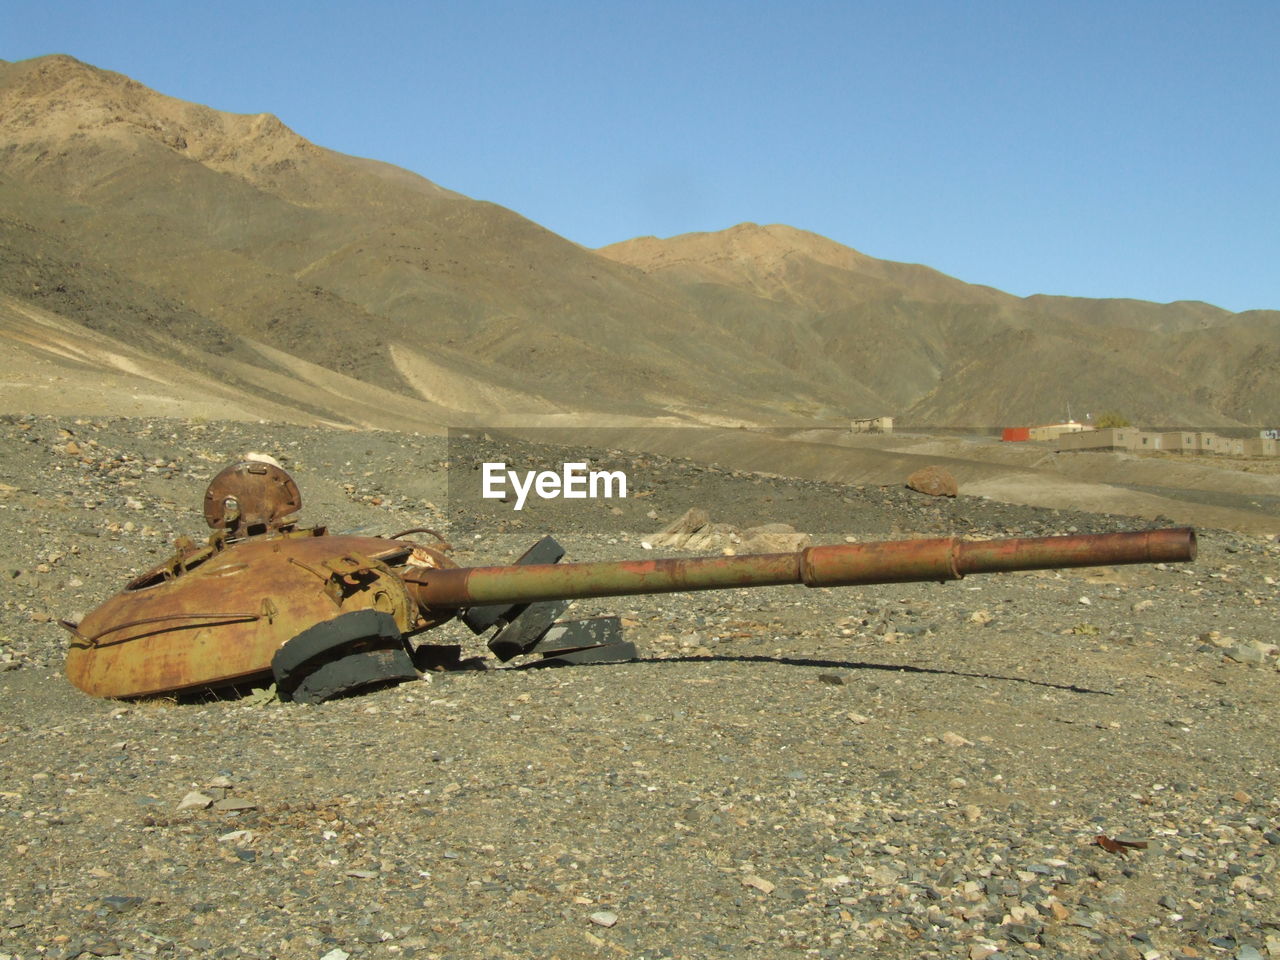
(1226, 644), (1266, 664)
(968, 610), (994, 626)
(178, 791), (213, 810)
(319, 951), (350, 960)
(1001, 922), (1041, 944)
(212, 798), (257, 812)
(943, 731), (974, 747)
(99, 895), (143, 913)
(846, 712), (870, 724)
(743, 875), (776, 894)
(589, 910), (618, 927)
(1131, 599), (1155, 612)
(345, 869), (378, 879)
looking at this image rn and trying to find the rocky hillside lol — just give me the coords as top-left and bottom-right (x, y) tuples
(599, 225), (1280, 427)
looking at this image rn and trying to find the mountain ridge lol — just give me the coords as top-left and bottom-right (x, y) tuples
(1, 54), (1275, 429)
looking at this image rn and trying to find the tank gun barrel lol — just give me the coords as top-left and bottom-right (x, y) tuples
(404, 527), (1196, 610)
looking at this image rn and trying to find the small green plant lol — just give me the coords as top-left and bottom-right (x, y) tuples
(1095, 412), (1131, 429)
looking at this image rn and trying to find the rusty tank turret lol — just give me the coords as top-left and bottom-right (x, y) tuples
(64, 459), (1197, 703)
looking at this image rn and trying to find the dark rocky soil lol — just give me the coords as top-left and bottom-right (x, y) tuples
(1, 415), (1278, 960)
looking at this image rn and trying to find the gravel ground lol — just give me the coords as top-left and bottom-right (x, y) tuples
(1, 414), (1278, 960)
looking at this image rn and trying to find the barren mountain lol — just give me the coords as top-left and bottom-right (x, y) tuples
(1, 54), (1277, 429)
(600, 225), (1279, 427)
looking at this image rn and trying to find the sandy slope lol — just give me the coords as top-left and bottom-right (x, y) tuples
(2, 295), (1276, 536)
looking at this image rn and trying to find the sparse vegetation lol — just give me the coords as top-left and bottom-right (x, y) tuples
(1095, 411), (1132, 428)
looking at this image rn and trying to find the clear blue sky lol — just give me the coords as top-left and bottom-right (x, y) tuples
(4, 1), (1278, 312)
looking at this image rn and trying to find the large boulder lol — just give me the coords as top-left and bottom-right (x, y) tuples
(906, 466), (959, 497)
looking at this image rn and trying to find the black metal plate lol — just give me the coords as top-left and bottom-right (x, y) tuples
(487, 599), (571, 661)
(529, 616), (624, 655)
(287, 646), (418, 704)
(271, 609), (400, 679)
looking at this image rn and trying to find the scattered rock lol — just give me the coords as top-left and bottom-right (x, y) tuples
(647, 509), (809, 552)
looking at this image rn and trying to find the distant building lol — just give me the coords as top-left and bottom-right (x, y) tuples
(1054, 427), (1141, 451)
(1160, 432), (1200, 453)
(1002, 421), (1091, 443)
(850, 416), (893, 434)
(1004, 424), (1275, 456)
(1030, 421), (1091, 442)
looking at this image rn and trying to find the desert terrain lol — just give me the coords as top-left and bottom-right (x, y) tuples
(1, 416), (1278, 960)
